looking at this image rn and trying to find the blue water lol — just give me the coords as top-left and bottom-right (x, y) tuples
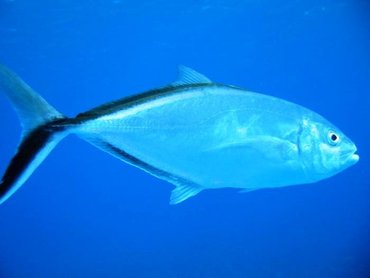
(0, 1), (369, 277)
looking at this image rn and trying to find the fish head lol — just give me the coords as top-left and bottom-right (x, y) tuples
(299, 118), (359, 181)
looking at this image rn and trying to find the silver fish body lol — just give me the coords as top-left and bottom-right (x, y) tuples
(0, 65), (359, 204)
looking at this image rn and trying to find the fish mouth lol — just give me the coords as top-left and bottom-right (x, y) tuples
(347, 148), (359, 164)
(351, 152), (360, 163)
(341, 146), (359, 165)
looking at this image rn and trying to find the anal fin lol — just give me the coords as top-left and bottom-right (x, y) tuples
(170, 183), (203, 205)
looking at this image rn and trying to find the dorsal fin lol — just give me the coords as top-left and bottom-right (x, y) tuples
(171, 65), (212, 86)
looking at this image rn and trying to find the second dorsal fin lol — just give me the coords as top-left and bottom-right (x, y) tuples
(171, 65), (212, 86)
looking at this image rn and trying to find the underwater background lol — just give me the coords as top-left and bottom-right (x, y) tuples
(0, 0), (369, 277)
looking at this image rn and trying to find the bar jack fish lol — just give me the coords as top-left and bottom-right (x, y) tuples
(0, 64), (359, 205)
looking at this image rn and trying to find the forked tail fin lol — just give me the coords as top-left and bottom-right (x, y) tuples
(0, 64), (67, 204)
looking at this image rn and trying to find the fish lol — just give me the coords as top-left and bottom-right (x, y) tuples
(0, 64), (359, 205)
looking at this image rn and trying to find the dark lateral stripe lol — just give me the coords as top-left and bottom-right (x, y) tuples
(102, 142), (190, 186)
(74, 83), (217, 123)
(0, 118), (67, 199)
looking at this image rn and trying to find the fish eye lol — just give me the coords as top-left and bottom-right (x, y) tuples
(328, 131), (340, 145)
